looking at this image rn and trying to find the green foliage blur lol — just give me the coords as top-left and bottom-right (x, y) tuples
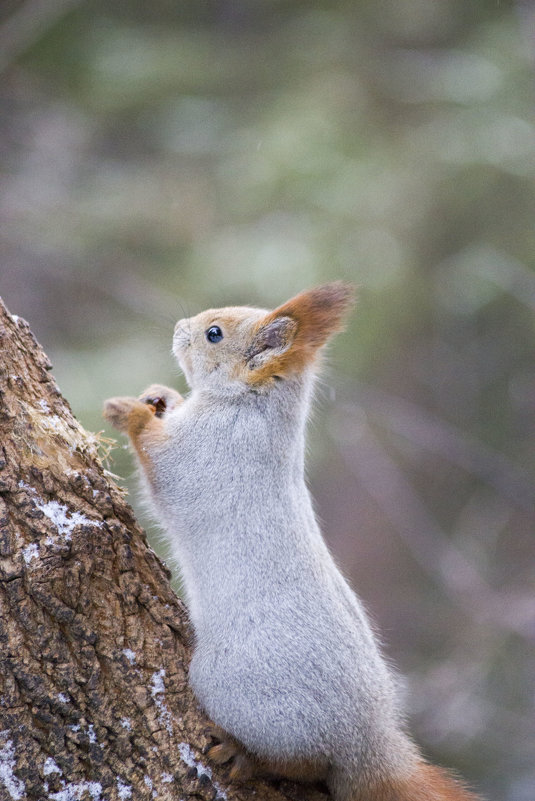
(1, 2), (534, 799)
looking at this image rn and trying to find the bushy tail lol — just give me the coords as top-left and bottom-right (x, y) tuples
(330, 760), (481, 801)
(370, 762), (482, 801)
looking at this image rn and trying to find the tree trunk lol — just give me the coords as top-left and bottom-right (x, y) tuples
(0, 297), (315, 801)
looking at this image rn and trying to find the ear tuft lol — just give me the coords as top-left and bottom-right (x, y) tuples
(247, 281), (355, 382)
(284, 281), (356, 347)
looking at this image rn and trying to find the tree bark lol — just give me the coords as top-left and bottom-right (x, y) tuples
(0, 297), (317, 801)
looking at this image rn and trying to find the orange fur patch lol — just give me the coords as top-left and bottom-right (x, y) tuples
(127, 405), (167, 474)
(126, 403), (156, 439)
(247, 281), (355, 384)
(257, 755), (328, 784)
(366, 762), (482, 801)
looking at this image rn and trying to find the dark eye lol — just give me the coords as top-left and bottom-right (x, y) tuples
(206, 325), (223, 343)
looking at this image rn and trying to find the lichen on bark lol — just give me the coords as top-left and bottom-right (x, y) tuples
(0, 298), (310, 801)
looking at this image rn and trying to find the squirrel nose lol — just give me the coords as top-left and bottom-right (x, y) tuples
(174, 320), (190, 344)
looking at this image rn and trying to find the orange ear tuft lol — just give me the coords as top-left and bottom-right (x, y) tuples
(246, 281), (355, 382)
(273, 281), (356, 347)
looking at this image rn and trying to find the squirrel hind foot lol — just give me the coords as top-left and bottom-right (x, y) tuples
(205, 725), (258, 782)
(204, 725), (329, 788)
(228, 753), (256, 782)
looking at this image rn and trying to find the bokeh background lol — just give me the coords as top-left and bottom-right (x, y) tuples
(1, 2), (534, 799)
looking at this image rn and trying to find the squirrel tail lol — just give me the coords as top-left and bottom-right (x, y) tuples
(382, 762), (481, 801)
(330, 761), (481, 801)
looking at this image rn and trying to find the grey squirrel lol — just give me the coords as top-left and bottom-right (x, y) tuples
(104, 283), (481, 801)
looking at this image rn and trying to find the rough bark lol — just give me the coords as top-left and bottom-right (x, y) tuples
(0, 297), (320, 801)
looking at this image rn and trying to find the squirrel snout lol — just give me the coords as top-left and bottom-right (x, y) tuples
(174, 320), (190, 345)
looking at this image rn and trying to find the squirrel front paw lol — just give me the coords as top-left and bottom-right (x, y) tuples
(104, 385), (183, 432)
(138, 384), (183, 417)
(103, 396), (155, 433)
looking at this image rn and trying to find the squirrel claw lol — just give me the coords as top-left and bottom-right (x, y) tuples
(228, 753), (255, 782)
(206, 742), (237, 765)
(138, 384), (183, 416)
(205, 723), (228, 742)
(141, 395), (166, 417)
(204, 725), (257, 783)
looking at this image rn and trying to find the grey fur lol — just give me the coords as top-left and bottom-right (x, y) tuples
(140, 358), (418, 794)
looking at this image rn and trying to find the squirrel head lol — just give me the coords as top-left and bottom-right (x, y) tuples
(173, 281), (355, 393)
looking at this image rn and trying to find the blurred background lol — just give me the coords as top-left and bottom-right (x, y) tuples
(1, 1), (534, 798)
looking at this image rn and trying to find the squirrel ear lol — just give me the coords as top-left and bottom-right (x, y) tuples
(246, 316), (298, 371)
(247, 281), (355, 382)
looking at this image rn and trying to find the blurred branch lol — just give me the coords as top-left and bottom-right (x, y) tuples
(342, 381), (535, 514)
(0, 0), (83, 74)
(329, 402), (535, 640)
(333, 421), (489, 603)
(3, 259), (186, 327)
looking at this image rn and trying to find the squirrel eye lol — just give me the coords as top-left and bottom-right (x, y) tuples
(206, 325), (223, 343)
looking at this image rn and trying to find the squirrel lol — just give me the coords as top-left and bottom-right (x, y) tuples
(103, 282), (481, 801)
